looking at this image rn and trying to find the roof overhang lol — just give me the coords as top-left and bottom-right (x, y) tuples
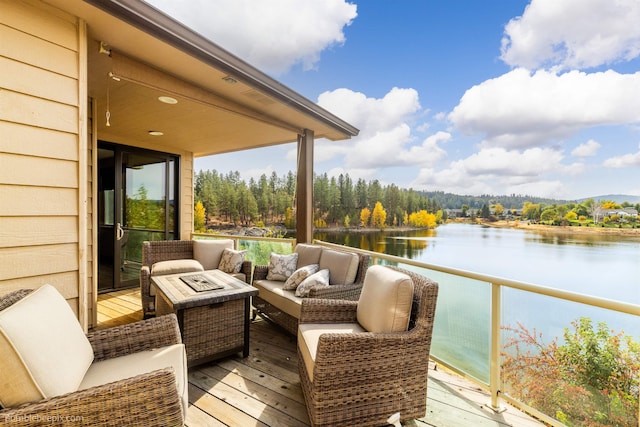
(44, 0), (359, 156)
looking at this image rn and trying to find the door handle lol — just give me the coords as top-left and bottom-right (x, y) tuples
(116, 222), (125, 241)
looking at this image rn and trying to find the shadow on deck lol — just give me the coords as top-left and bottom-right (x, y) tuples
(96, 288), (544, 427)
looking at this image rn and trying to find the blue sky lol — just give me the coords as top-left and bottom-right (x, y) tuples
(145, 0), (640, 201)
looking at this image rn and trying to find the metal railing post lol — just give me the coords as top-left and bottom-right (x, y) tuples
(488, 282), (506, 412)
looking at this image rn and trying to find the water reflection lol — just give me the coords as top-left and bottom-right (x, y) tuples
(315, 228), (435, 259)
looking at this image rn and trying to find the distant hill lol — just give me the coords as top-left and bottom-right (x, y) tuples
(577, 194), (640, 204)
(419, 191), (640, 210)
(420, 191), (572, 210)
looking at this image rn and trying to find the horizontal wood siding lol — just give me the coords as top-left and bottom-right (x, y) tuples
(0, 0), (81, 314)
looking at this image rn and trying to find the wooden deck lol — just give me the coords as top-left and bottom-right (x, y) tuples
(97, 288), (544, 427)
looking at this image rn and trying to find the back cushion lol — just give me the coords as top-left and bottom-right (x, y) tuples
(294, 244), (323, 268)
(318, 249), (359, 286)
(0, 285), (94, 408)
(193, 239), (234, 270)
(357, 265), (414, 333)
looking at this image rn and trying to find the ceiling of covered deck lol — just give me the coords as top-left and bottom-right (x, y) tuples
(51, 0), (358, 157)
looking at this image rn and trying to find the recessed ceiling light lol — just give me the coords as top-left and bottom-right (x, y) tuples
(148, 130), (164, 136)
(158, 96), (178, 104)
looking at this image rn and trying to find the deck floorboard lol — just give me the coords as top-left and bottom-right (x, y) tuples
(97, 288), (544, 427)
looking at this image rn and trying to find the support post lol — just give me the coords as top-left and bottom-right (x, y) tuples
(488, 282), (506, 413)
(296, 129), (314, 244)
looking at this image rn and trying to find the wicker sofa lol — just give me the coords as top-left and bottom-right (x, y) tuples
(252, 244), (370, 335)
(140, 239), (252, 318)
(0, 286), (186, 427)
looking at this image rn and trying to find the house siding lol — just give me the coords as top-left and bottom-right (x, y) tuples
(0, 0), (85, 322)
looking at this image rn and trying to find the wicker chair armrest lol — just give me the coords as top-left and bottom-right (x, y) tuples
(0, 368), (183, 427)
(252, 264), (269, 281)
(299, 299), (358, 323)
(139, 265), (151, 292)
(0, 289), (34, 311)
(314, 327), (430, 367)
(241, 260), (253, 283)
(308, 283), (363, 300)
(87, 314), (181, 362)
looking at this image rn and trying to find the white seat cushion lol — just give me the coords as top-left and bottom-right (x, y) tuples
(298, 322), (365, 382)
(0, 285), (94, 408)
(193, 239), (234, 270)
(253, 280), (303, 319)
(79, 343), (188, 416)
(151, 259), (204, 276)
(318, 249), (359, 286)
(357, 265), (414, 333)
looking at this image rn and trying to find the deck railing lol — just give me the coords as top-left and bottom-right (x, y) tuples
(192, 233), (639, 426)
(313, 240), (640, 427)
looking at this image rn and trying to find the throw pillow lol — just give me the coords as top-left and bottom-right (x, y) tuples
(218, 248), (247, 274)
(295, 268), (330, 297)
(283, 264), (320, 290)
(266, 252), (299, 281)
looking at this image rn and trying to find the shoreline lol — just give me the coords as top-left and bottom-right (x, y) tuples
(476, 219), (640, 236)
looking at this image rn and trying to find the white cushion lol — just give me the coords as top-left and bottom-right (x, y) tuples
(151, 259), (204, 276)
(294, 244), (323, 267)
(357, 265), (414, 333)
(318, 249), (359, 286)
(193, 239), (234, 270)
(218, 248), (247, 274)
(266, 252), (299, 281)
(295, 269), (330, 297)
(0, 285), (94, 408)
(253, 280), (303, 319)
(283, 264), (319, 290)
(298, 322), (365, 382)
(79, 343), (188, 416)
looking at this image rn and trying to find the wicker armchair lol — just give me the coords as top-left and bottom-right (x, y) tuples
(0, 289), (185, 427)
(297, 266), (439, 427)
(140, 239), (252, 318)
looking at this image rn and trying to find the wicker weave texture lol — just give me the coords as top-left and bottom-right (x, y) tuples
(158, 296), (245, 363)
(298, 266), (439, 427)
(0, 290), (185, 426)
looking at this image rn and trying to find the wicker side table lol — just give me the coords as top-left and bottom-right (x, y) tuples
(152, 270), (259, 367)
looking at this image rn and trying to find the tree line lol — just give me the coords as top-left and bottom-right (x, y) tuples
(193, 170), (442, 231)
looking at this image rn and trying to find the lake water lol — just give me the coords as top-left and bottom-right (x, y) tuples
(315, 223), (640, 382)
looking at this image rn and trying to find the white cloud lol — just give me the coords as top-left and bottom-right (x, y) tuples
(571, 139), (601, 157)
(501, 0), (640, 70)
(603, 151), (640, 168)
(448, 69), (640, 148)
(316, 87), (450, 170)
(411, 147), (573, 197)
(145, 0), (357, 74)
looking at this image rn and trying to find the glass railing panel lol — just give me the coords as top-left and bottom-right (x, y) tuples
(192, 233), (295, 266)
(236, 239), (295, 266)
(375, 260), (492, 384)
(501, 288), (639, 427)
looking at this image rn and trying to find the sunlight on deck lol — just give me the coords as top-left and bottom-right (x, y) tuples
(97, 289), (544, 427)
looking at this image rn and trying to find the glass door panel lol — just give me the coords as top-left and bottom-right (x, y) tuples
(98, 143), (178, 291)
